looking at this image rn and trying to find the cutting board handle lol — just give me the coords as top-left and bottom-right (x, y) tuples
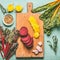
(27, 2), (33, 13)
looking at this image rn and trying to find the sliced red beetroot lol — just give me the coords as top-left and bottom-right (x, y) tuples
(21, 35), (31, 44)
(28, 43), (33, 48)
(23, 37), (31, 44)
(19, 27), (28, 37)
(26, 41), (33, 48)
(26, 38), (33, 47)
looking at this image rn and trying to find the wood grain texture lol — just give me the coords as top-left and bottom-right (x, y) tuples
(16, 2), (44, 58)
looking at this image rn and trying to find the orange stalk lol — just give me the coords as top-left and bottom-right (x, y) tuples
(51, 5), (60, 20)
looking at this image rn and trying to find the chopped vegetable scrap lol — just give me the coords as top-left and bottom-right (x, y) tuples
(47, 36), (58, 54)
(36, 46), (42, 53)
(32, 50), (39, 55)
(38, 42), (42, 47)
(29, 16), (40, 39)
(33, 32), (40, 39)
(19, 27), (33, 48)
(32, 1), (60, 36)
(32, 42), (42, 55)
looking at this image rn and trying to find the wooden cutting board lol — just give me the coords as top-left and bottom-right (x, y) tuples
(16, 2), (44, 58)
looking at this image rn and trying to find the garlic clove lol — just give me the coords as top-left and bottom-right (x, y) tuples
(32, 50), (39, 55)
(36, 46), (42, 53)
(38, 42), (42, 46)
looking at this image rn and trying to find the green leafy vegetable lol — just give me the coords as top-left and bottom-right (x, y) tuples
(32, 1), (57, 13)
(32, 1), (60, 36)
(40, 2), (60, 18)
(4, 28), (19, 43)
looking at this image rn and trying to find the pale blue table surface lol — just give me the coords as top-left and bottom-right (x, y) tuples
(0, 0), (60, 60)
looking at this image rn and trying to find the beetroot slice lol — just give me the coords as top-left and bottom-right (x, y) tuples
(21, 35), (31, 43)
(26, 38), (33, 47)
(19, 27), (28, 37)
(27, 43), (33, 48)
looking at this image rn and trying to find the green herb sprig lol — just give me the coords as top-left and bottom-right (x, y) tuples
(0, 4), (7, 14)
(47, 36), (58, 54)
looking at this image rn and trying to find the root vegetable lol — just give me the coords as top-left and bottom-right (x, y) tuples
(19, 27), (28, 37)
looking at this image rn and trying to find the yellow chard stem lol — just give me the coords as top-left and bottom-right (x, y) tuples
(29, 16), (40, 39)
(51, 5), (60, 20)
(55, 0), (60, 1)
(49, 1), (58, 5)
